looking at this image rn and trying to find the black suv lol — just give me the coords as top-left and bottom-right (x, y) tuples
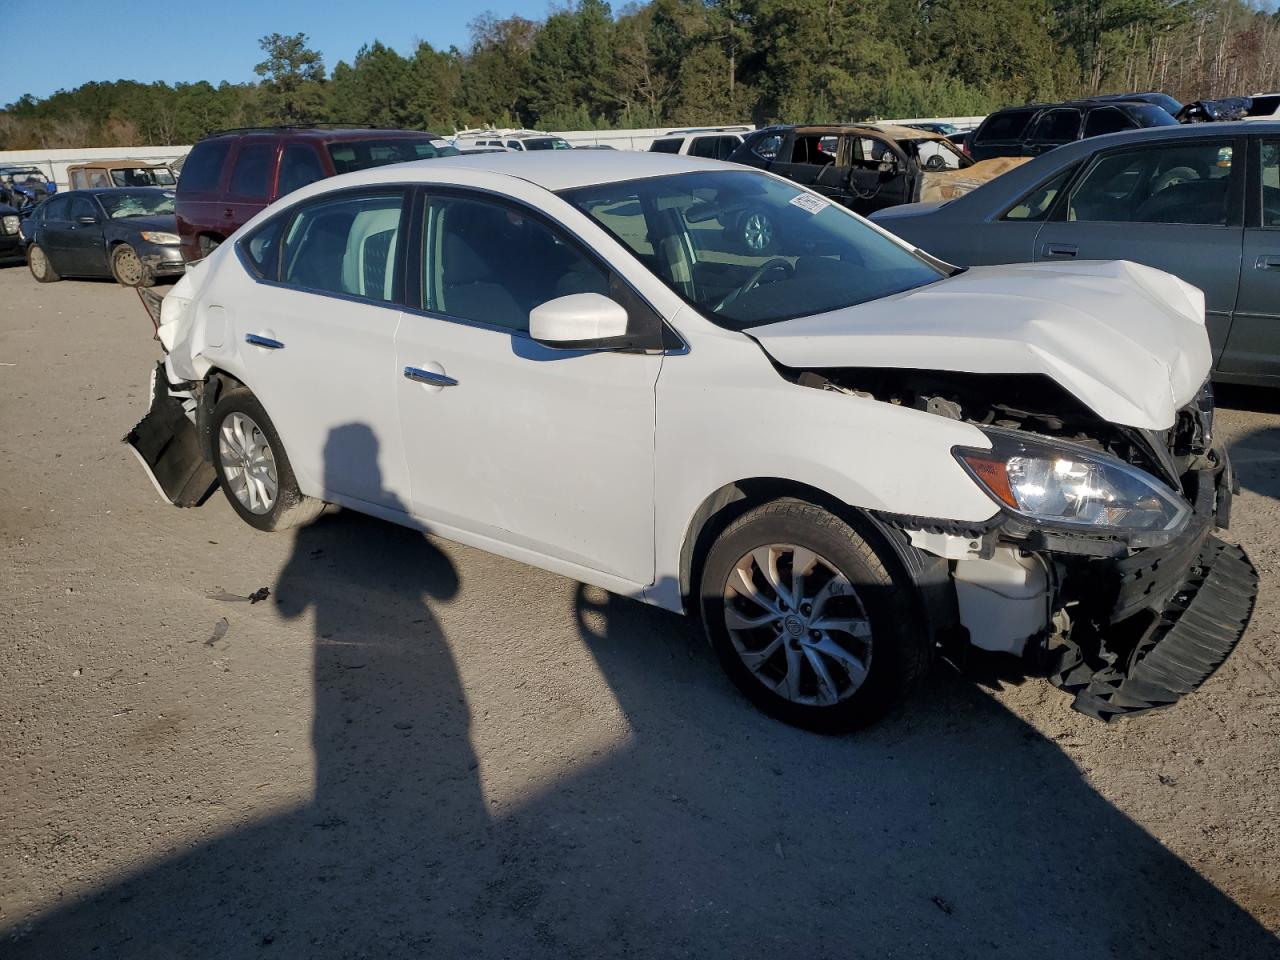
(966, 99), (1178, 161)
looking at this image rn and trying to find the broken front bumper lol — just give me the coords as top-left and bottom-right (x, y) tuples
(1047, 462), (1258, 720)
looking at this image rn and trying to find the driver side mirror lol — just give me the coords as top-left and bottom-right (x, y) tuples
(529, 293), (632, 349)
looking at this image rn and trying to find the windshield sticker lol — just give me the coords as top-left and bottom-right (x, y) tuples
(789, 193), (829, 215)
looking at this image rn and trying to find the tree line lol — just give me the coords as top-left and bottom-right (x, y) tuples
(2, 0), (1278, 150)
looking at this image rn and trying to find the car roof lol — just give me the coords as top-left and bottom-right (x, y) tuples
(200, 127), (444, 143)
(343, 150), (747, 193)
(68, 160), (169, 169)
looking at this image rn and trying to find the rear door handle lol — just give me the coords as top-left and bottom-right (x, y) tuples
(245, 333), (284, 349)
(403, 365), (458, 388)
(1256, 255), (1280, 271)
(223, 208), (235, 219)
(1042, 243), (1078, 258)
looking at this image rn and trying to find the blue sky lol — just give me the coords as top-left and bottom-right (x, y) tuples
(2, 0), (555, 104)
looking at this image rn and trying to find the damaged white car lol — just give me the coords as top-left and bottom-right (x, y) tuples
(128, 152), (1256, 731)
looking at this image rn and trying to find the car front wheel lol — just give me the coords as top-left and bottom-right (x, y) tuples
(27, 244), (60, 283)
(211, 387), (324, 532)
(699, 499), (931, 732)
(110, 244), (154, 287)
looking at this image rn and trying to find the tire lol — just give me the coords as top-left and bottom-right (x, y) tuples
(110, 243), (154, 287)
(210, 387), (324, 532)
(1151, 166), (1199, 194)
(197, 234), (222, 258)
(27, 243), (60, 283)
(737, 208), (779, 255)
(698, 499), (931, 733)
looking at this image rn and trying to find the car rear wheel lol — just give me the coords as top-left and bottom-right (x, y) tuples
(110, 244), (154, 287)
(699, 499), (931, 732)
(27, 244), (59, 283)
(211, 387), (324, 532)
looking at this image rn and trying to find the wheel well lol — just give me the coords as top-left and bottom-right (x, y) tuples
(194, 367), (246, 462)
(679, 478), (958, 641)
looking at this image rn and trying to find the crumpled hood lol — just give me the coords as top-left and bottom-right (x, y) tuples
(751, 259), (1211, 430)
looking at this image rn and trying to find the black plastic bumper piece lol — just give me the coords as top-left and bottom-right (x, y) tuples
(1067, 536), (1258, 721)
(123, 362), (217, 508)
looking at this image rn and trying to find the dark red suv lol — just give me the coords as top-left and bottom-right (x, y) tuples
(175, 126), (458, 262)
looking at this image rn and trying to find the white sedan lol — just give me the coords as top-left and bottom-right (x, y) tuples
(128, 151), (1255, 731)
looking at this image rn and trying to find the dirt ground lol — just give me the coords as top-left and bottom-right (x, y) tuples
(1, 264), (1277, 959)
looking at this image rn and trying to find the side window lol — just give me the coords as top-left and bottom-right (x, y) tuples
(229, 142), (275, 199)
(423, 195), (610, 333)
(69, 196), (98, 221)
(1003, 166), (1077, 221)
(850, 137), (894, 170)
(243, 216), (286, 278)
(689, 136), (719, 159)
(178, 139), (231, 194)
(277, 144), (326, 197)
(649, 138), (682, 154)
(44, 194), (70, 220)
(976, 110), (1035, 143)
(280, 192), (404, 302)
(1029, 109), (1082, 144)
(751, 134), (783, 160)
(505, 140), (522, 150)
(789, 135), (836, 166)
(716, 136), (741, 160)
(1263, 141), (1280, 227)
(1068, 141), (1234, 225)
(1083, 107), (1133, 138)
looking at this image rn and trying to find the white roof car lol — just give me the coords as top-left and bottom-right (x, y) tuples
(128, 151), (1254, 731)
(1245, 93), (1280, 120)
(453, 128), (574, 152)
(648, 128), (749, 160)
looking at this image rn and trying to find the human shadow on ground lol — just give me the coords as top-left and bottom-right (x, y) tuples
(6, 425), (1277, 958)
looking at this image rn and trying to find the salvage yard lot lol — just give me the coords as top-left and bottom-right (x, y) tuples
(1, 267), (1278, 957)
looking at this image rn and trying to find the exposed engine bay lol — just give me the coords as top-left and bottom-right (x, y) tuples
(790, 365), (1257, 721)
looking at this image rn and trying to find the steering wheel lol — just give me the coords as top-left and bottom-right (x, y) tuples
(713, 257), (794, 313)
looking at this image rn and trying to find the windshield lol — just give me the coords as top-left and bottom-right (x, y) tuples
(2, 169), (47, 185)
(95, 190), (175, 218)
(327, 138), (460, 174)
(524, 137), (573, 151)
(562, 170), (945, 330)
(108, 167), (176, 187)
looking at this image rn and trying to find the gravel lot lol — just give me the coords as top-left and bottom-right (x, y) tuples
(1, 265), (1278, 959)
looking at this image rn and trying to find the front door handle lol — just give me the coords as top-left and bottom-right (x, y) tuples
(245, 333), (284, 349)
(1256, 255), (1280, 271)
(223, 207), (235, 219)
(1042, 243), (1078, 258)
(404, 365), (458, 388)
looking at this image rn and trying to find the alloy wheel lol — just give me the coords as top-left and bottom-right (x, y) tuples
(217, 412), (279, 515)
(742, 212), (773, 252)
(723, 544), (873, 706)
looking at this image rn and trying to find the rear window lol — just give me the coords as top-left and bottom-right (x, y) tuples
(179, 139), (232, 194)
(325, 138), (458, 174)
(1127, 104), (1180, 128)
(975, 109), (1036, 142)
(1029, 109), (1082, 143)
(649, 138), (682, 154)
(229, 142), (275, 198)
(1250, 95), (1280, 117)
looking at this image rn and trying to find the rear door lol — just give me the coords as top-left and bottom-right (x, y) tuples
(1023, 108), (1083, 157)
(36, 194), (74, 269)
(1034, 136), (1245, 363)
(224, 139), (278, 238)
(1219, 137), (1280, 379)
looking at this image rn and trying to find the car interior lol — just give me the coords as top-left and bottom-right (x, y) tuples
(1068, 142), (1234, 225)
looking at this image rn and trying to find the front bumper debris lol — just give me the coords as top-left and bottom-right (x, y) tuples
(1052, 535), (1257, 720)
(123, 362), (217, 508)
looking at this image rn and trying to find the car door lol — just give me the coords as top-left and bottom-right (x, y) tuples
(35, 194), (74, 269)
(224, 138), (277, 237)
(62, 195), (109, 276)
(1219, 137), (1280, 379)
(1022, 108), (1083, 157)
(233, 188), (412, 511)
(1034, 136), (1245, 364)
(394, 190), (662, 585)
(846, 135), (911, 214)
(772, 133), (848, 201)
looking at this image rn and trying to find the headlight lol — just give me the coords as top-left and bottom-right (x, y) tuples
(1, 215), (17, 235)
(955, 430), (1190, 533)
(140, 231), (180, 245)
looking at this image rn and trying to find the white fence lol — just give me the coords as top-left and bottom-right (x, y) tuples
(0, 117), (987, 190)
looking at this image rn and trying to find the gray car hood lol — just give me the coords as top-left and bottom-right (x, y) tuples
(750, 259), (1211, 430)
